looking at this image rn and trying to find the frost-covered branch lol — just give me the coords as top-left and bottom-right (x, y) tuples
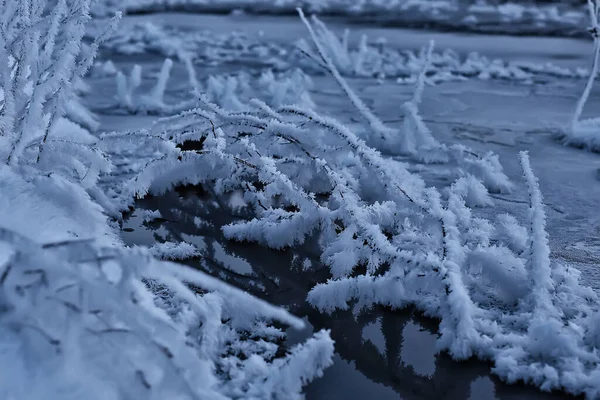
(0, 0), (120, 192)
(0, 227), (333, 399)
(296, 9), (512, 192)
(519, 151), (556, 319)
(106, 87), (600, 396)
(561, 0), (600, 151)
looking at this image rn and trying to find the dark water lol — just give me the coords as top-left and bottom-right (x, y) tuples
(121, 185), (576, 400)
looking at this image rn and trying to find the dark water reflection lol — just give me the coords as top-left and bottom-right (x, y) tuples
(121, 185), (576, 400)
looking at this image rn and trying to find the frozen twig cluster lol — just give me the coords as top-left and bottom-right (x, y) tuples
(108, 60), (600, 397)
(297, 10), (513, 192)
(293, 13), (587, 83)
(560, 0), (600, 152)
(0, 2), (335, 398)
(0, 0), (120, 188)
(0, 229), (333, 399)
(111, 58), (314, 115)
(114, 58), (197, 114)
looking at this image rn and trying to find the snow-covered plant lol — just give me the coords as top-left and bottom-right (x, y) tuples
(397, 40), (449, 160)
(293, 11), (586, 83)
(0, 0), (120, 186)
(99, 18), (589, 84)
(560, 0), (600, 151)
(106, 88), (600, 396)
(0, 4), (337, 398)
(91, 60), (119, 78)
(115, 59), (198, 115)
(112, 61), (314, 115)
(297, 9), (512, 192)
(0, 228), (334, 399)
(205, 69), (315, 111)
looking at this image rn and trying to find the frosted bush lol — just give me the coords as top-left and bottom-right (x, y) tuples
(0, 0), (120, 190)
(294, 15), (588, 83)
(114, 59), (198, 115)
(99, 19), (589, 84)
(0, 1), (335, 398)
(559, 0), (600, 152)
(297, 10), (513, 193)
(23, 0), (597, 397)
(0, 229), (334, 399)
(104, 80), (600, 396)
(206, 69), (315, 110)
(0, 0), (123, 252)
(111, 59), (315, 115)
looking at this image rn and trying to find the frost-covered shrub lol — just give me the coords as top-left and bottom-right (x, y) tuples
(111, 60), (315, 115)
(99, 19), (589, 85)
(0, 0), (119, 186)
(294, 14), (588, 83)
(89, 5), (600, 398)
(559, 0), (600, 152)
(0, 228), (333, 399)
(114, 59), (198, 115)
(103, 83), (600, 396)
(297, 10), (513, 192)
(101, 21), (287, 69)
(0, 2), (335, 398)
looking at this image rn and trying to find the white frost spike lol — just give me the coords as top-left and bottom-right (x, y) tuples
(116, 65), (142, 109)
(413, 40), (435, 106)
(398, 40), (446, 161)
(562, 0), (600, 151)
(297, 8), (395, 142)
(571, 0), (600, 130)
(519, 151), (557, 319)
(147, 58), (173, 107)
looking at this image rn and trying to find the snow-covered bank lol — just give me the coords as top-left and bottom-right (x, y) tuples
(93, 0), (591, 38)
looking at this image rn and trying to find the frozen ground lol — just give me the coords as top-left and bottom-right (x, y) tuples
(89, 11), (600, 399)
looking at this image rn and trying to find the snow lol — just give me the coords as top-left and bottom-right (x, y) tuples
(149, 241), (199, 259)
